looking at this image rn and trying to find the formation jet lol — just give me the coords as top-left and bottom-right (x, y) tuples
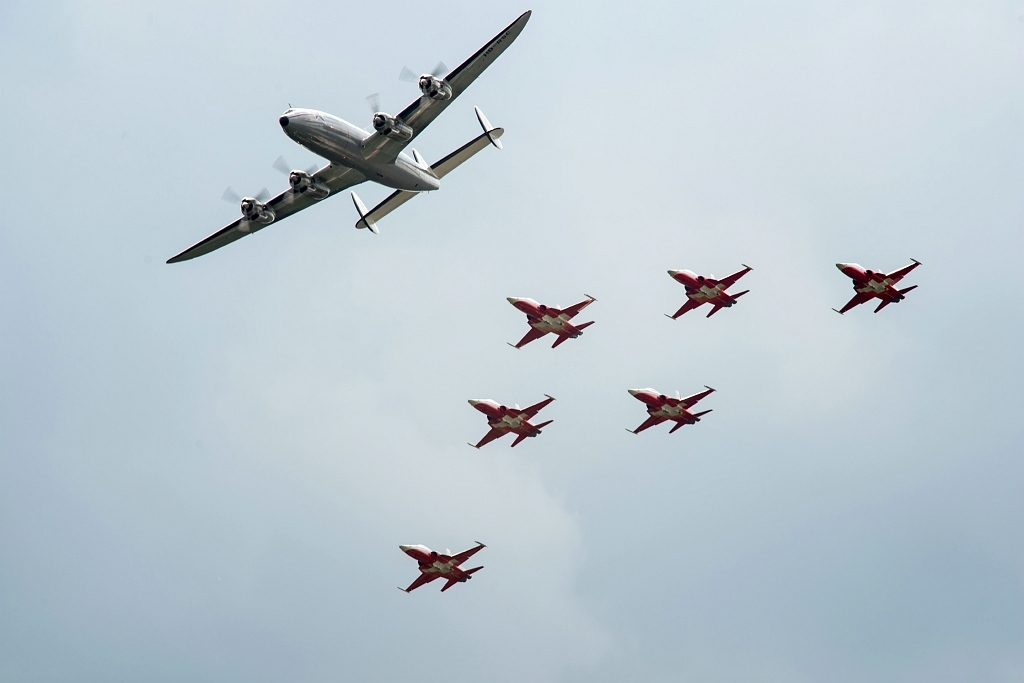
(666, 266), (752, 319)
(398, 542), (486, 593)
(627, 386), (715, 434)
(506, 295), (597, 349)
(468, 395), (555, 448)
(167, 11), (531, 263)
(833, 260), (921, 314)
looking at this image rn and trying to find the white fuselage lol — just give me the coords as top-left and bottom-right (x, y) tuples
(279, 108), (440, 192)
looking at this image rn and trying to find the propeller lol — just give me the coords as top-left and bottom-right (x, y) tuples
(399, 61), (447, 82)
(366, 92), (382, 113)
(221, 187), (268, 204)
(273, 155), (318, 175)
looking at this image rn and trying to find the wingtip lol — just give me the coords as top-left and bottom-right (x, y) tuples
(625, 428), (637, 435)
(664, 314), (676, 320)
(705, 385), (716, 392)
(741, 263), (752, 270)
(543, 394), (556, 400)
(584, 293), (597, 301)
(475, 541), (486, 547)
(911, 258), (922, 265)
(832, 308), (844, 315)
(507, 342), (519, 349)
(467, 443), (480, 449)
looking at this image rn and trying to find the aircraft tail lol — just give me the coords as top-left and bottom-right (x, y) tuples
(351, 114), (505, 231)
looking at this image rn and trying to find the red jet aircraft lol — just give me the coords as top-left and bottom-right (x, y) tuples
(667, 266), (752, 319)
(834, 260), (921, 314)
(627, 386), (715, 434)
(468, 395), (555, 448)
(398, 542), (486, 593)
(506, 295), (596, 348)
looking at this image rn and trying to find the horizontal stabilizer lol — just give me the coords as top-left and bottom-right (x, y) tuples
(351, 192), (379, 234)
(352, 125), (505, 231)
(574, 320), (596, 332)
(898, 285), (918, 295)
(475, 106), (503, 149)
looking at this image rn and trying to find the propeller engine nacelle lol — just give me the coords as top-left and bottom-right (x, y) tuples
(288, 170), (330, 199)
(240, 197), (275, 224)
(372, 112), (414, 141)
(418, 74), (452, 101)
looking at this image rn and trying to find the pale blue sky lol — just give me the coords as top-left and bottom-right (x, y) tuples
(2, 1), (1023, 681)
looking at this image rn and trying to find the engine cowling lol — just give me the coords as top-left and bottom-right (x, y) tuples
(372, 112), (413, 141)
(240, 197), (275, 225)
(418, 75), (452, 101)
(288, 170), (330, 200)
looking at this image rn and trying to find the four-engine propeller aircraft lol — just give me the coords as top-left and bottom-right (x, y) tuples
(398, 542), (486, 593)
(833, 260), (921, 314)
(468, 395), (555, 448)
(666, 266), (752, 319)
(626, 386), (715, 434)
(167, 10), (532, 263)
(506, 295), (597, 348)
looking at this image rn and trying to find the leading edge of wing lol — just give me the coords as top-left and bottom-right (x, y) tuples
(397, 10), (532, 123)
(166, 166), (365, 264)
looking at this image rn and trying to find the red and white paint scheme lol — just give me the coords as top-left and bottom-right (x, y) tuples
(398, 542), (486, 593)
(834, 260), (921, 314)
(666, 265), (752, 319)
(506, 295), (596, 348)
(627, 386), (715, 434)
(467, 395), (555, 448)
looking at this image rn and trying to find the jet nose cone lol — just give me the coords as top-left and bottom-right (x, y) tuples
(468, 399), (482, 406)
(506, 297), (521, 304)
(667, 270), (680, 277)
(836, 263), (849, 270)
(399, 545), (413, 552)
(628, 389), (641, 396)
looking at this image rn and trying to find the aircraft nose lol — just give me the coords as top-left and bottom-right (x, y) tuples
(399, 545), (413, 552)
(667, 270), (680, 277)
(468, 399), (482, 407)
(279, 115), (289, 128)
(628, 389), (641, 396)
(506, 297), (521, 304)
(836, 263), (848, 270)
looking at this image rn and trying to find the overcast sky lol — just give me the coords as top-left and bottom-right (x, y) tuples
(2, 1), (1023, 681)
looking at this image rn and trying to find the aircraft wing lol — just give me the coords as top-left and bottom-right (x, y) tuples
(718, 265), (752, 289)
(472, 427), (506, 449)
(360, 11), (531, 164)
(167, 164), (366, 263)
(402, 573), (440, 593)
(669, 298), (703, 319)
(511, 327), (547, 349)
(521, 395), (555, 418)
(836, 291), (872, 314)
(630, 415), (664, 434)
(451, 542), (486, 565)
(560, 296), (596, 319)
(885, 259), (921, 283)
(679, 386), (715, 407)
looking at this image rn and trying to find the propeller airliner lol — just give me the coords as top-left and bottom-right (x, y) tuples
(167, 10), (531, 263)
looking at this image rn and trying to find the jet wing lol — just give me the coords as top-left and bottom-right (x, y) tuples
(360, 11), (531, 164)
(559, 296), (597, 320)
(679, 386), (715, 407)
(718, 265), (752, 289)
(629, 415), (664, 434)
(451, 542), (486, 565)
(471, 427), (506, 449)
(836, 291), (872, 314)
(885, 259), (921, 283)
(511, 327), (547, 349)
(167, 164), (366, 263)
(521, 395), (555, 418)
(401, 573), (440, 593)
